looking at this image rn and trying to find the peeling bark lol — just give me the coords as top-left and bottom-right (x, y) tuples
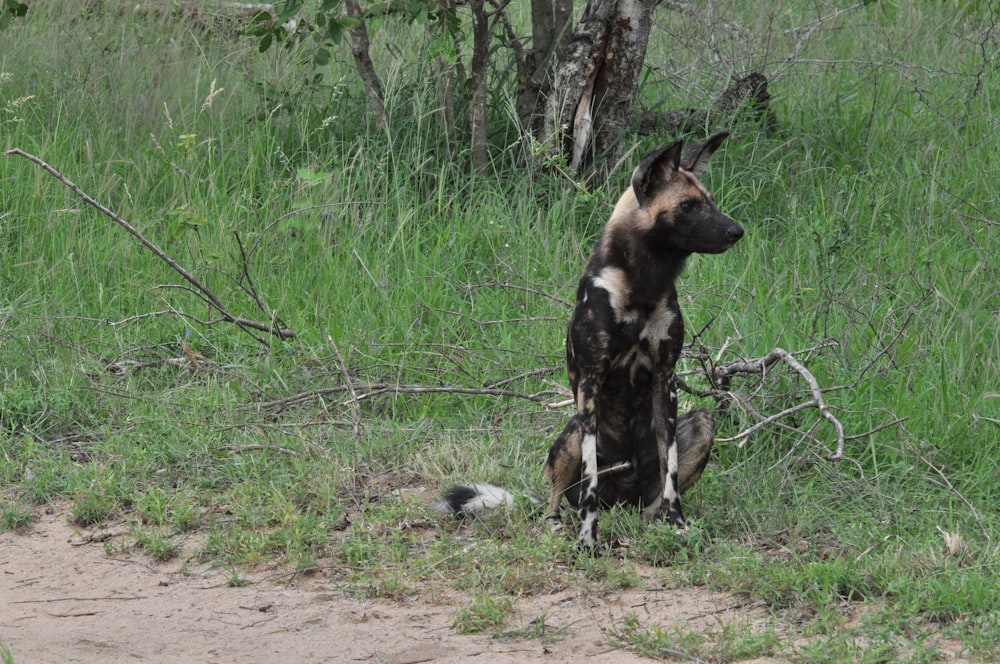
(517, 0), (574, 132)
(540, 0), (658, 180)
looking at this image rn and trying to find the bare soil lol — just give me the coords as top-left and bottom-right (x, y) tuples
(0, 506), (970, 664)
(1, 505), (784, 664)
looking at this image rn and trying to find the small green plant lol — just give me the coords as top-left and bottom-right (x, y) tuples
(0, 641), (14, 664)
(494, 611), (563, 641)
(226, 567), (249, 588)
(712, 621), (782, 662)
(452, 594), (513, 634)
(70, 487), (116, 527)
(134, 530), (179, 562)
(608, 612), (706, 660)
(1, 502), (32, 530)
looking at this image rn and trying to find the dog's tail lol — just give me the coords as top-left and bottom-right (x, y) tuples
(436, 483), (526, 518)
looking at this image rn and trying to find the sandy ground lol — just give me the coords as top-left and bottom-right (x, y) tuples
(0, 505), (804, 664)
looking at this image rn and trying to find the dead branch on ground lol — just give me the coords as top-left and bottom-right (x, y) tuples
(239, 337), (883, 467)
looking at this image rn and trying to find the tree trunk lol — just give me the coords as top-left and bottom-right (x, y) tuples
(538, 0), (657, 180)
(469, 0), (490, 170)
(344, 0), (387, 131)
(517, 0), (573, 130)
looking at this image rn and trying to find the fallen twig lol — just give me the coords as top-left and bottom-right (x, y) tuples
(244, 382), (564, 415)
(329, 335), (362, 440)
(215, 444), (301, 457)
(12, 596), (146, 604)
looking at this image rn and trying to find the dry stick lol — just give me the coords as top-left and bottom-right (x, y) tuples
(2, 148), (295, 342)
(234, 230), (289, 334)
(329, 335), (362, 440)
(347, 383), (552, 404)
(714, 347), (847, 460)
(11, 596), (145, 604)
(216, 444), (300, 457)
(243, 383), (557, 414)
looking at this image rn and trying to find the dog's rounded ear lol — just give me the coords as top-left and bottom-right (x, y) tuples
(680, 132), (729, 175)
(632, 140), (682, 207)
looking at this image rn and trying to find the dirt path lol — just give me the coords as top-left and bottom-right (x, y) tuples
(0, 508), (798, 663)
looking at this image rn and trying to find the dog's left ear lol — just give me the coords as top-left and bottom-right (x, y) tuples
(632, 140), (682, 208)
(680, 132), (729, 175)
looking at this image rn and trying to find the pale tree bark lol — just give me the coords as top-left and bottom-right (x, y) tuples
(516, 0), (574, 127)
(540, 0), (658, 179)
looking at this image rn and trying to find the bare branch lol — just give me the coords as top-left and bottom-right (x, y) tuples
(706, 346), (847, 460)
(245, 382), (565, 415)
(234, 231), (289, 332)
(329, 336), (362, 440)
(771, 2), (868, 79)
(215, 444), (301, 457)
(3, 148), (295, 342)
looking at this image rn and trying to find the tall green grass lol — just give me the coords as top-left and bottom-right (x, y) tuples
(2, 1), (998, 659)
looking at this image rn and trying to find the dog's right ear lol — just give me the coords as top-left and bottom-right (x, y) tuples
(631, 140), (683, 208)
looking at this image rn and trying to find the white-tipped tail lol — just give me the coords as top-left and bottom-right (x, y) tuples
(437, 483), (517, 517)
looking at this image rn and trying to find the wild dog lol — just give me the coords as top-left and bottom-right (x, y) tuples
(442, 133), (742, 550)
(543, 132), (743, 548)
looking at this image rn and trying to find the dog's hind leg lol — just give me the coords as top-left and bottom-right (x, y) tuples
(675, 408), (714, 494)
(544, 418), (582, 530)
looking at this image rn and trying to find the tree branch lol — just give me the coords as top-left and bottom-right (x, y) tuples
(709, 347), (847, 459)
(343, 0), (387, 131)
(3, 148), (295, 342)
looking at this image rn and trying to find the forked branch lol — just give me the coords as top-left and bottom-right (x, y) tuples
(3, 148), (295, 343)
(710, 347), (847, 459)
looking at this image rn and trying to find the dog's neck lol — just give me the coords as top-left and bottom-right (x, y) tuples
(594, 216), (688, 307)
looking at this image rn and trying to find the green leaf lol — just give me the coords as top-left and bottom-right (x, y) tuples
(277, 0), (304, 20)
(313, 47), (331, 66)
(258, 32), (273, 53)
(5, 0), (28, 17)
(325, 20), (344, 44)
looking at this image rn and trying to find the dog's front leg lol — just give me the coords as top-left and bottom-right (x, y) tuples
(648, 372), (683, 526)
(575, 378), (601, 550)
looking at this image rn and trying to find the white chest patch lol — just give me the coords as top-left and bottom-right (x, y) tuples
(639, 299), (675, 345)
(591, 267), (635, 323)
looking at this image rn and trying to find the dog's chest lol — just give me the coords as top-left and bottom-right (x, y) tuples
(580, 266), (683, 372)
(610, 299), (680, 373)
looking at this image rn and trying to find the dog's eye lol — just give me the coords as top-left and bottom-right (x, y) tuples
(680, 199), (699, 212)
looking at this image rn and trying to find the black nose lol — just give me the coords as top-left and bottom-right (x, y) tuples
(728, 224), (744, 242)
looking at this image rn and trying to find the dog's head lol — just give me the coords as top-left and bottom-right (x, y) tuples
(628, 132), (743, 256)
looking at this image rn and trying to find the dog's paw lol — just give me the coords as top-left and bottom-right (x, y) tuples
(573, 538), (599, 557)
(654, 501), (685, 528)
